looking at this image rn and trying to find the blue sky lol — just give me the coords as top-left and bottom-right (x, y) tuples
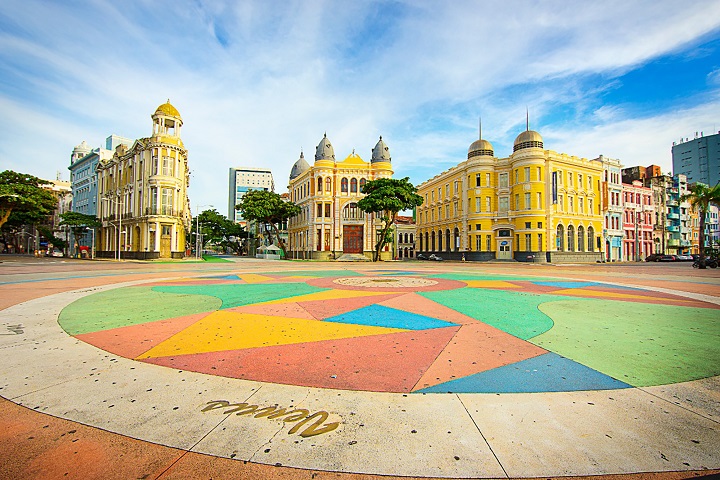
(1, 0), (720, 214)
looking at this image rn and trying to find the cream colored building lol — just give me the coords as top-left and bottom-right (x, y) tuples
(96, 101), (191, 259)
(286, 134), (393, 260)
(416, 128), (604, 262)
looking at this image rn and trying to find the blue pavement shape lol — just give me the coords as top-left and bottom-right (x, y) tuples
(416, 352), (633, 393)
(532, 281), (601, 289)
(324, 305), (458, 330)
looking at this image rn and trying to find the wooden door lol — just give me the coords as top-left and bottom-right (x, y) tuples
(343, 225), (363, 254)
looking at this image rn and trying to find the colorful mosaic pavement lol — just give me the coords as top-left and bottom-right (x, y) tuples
(59, 270), (720, 395)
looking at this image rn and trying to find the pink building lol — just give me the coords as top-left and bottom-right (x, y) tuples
(621, 180), (655, 261)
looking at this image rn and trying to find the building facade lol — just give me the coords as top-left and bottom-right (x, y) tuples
(672, 131), (720, 187)
(96, 101), (191, 259)
(621, 180), (655, 261)
(395, 215), (416, 259)
(69, 136), (133, 217)
(416, 128), (604, 262)
(228, 167), (274, 225)
(286, 134), (393, 260)
(596, 155), (624, 261)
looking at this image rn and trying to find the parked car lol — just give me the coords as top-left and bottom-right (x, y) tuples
(645, 254), (662, 262)
(48, 248), (64, 257)
(428, 254), (444, 261)
(658, 255), (676, 262)
(416, 253), (428, 260)
(676, 254), (694, 261)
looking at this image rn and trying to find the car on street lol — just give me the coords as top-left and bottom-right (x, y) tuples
(428, 254), (443, 261)
(645, 253), (662, 262)
(658, 255), (676, 262)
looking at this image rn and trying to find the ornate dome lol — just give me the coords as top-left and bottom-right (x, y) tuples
(371, 136), (391, 163)
(513, 130), (543, 152)
(73, 140), (91, 155)
(467, 138), (494, 159)
(289, 151), (310, 180)
(154, 99), (182, 120)
(315, 133), (335, 162)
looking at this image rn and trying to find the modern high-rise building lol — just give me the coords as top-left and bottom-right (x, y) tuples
(672, 131), (720, 187)
(228, 167), (274, 225)
(415, 127), (604, 262)
(286, 134), (393, 260)
(96, 100), (191, 259)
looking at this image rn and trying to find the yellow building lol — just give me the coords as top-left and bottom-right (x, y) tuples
(96, 100), (191, 259)
(287, 134), (393, 260)
(416, 127), (604, 262)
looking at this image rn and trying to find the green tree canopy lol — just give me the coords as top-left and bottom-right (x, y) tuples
(59, 212), (101, 255)
(235, 190), (300, 258)
(0, 170), (57, 230)
(357, 177), (423, 261)
(681, 182), (720, 268)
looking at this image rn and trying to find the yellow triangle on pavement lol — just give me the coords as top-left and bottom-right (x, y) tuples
(136, 310), (406, 359)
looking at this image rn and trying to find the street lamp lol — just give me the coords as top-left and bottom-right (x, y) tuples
(103, 195), (125, 261)
(195, 204), (213, 260)
(85, 226), (95, 259)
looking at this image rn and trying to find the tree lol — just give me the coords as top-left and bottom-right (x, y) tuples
(191, 209), (251, 256)
(0, 170), (56, 230)
(357, 177), (423, 261)
(681, 182), (720, 268)
(235, 190), (300, 258)
(59, 212), (101, 256)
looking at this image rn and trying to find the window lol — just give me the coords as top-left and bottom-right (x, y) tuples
(485, 197), (491, 212)
(438, 206), (441, 219)
(454, 181), (459, 193)
(326, 177), (332, 191)
(525, 193), (531, 210)
(537, 222), (542, 228)
(325, 203), (330, 217)
(514, 170), (519, 184)
(475, 197), (481, 213)
(476, 174), (481, 187)
(589, 199), (593, 214)
(538, 233), (542, 250)
(341, 177), (348, 193)
(524, 167), (530, 182)
(525, 234), (532, 251)
(578, 174), (583, 188)
(476, 236), (482, 251)
(568, 172), (573, 187)
(537, 167), (542, 181)
(162, 156), (173, 176)
(569, 196), (574, 212)
(445, 204), (449, 218)
(486, 234), (491, 251)
(317, 177), (323, 192)
(475, 223), (481, 230)
(567, 225), (575, 252)
(525, 222), (531, 229)
(359, 178), (366, 192)
(317, 203), (322, 217)
(486, 173), (491, 186)
(350, 178), (358, 193)
(498, 173), (508, 188)
(445, 184), (450, 197)
(579, 197), (584, 213)
(161, 187), (173, 215)
(537, 192), (542, 210)
(499, 196), (509, 212)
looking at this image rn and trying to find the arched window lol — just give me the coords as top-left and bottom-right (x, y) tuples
(341, 177), (348, 193)
(557, 224), (565, 251)
(424, 232), (429, 251)
(350, 178), (358, 193)
(567, 225), (575, 252)
(577, 226), (585, 252)
(419, 233), (424, 251)
(359, 178), (367, 192)
(317, 177), (323, 192)
(453, 228), (460, 252)
(587, 226), (595, 252)
(438, 230), (443, 251)
(409, 233), (414, 244)
(326, 177), (331, 191)
(431, 231), (435, 251)
(445, 229), (451, 252)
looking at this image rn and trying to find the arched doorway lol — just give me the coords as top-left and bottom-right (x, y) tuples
(567, 225), (575, 252)
(556, 224), (565, 251)
(453, 228), (460, 252)
(578, 226), (585, 252)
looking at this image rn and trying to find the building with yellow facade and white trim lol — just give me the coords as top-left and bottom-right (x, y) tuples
(416, 126), (604, 262)
(286, 133), (393, 260)
(96, 100), (191, 259)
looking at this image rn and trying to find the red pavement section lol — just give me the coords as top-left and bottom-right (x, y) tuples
(413, 322), (549, 391)
(74, 312), (212, 359)
(297, 293), (402, 319)
(230, 301), (317, 319)
(140, 327), (459, 392)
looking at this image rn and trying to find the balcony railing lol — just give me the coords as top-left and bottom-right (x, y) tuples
(145, 207), (181, 216)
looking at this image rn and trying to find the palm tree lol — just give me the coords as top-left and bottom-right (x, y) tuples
(681, 183), (720, 268)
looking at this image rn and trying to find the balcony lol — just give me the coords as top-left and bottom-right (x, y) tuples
(666, 200), (678, 207)
(667, 213), (679, 220)
(667, 239), (680, 247)
(145, 207), (181, 217)
(667, 226), (680, 233)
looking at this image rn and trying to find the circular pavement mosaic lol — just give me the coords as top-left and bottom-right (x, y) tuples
(58, 270), (720, 394)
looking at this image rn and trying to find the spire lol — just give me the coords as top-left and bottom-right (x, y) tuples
(479, 117), (482, 139)
(526, 107), (529, 131)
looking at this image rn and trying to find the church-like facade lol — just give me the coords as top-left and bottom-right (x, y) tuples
(286, 134), (393, 260)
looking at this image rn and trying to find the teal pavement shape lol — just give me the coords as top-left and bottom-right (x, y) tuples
(152, 282), (327, 309)
(324, 305), (458, 330)
(416, 352), (633, 393)
(531, 281), (600, 289)
(419, 288), (576, 339)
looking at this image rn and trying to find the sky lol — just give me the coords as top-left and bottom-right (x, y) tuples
(2, 0), (720, 215)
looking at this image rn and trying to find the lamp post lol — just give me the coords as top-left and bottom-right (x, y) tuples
(85, 226), (95, 260)
(104, 195), (125, 261)
(195, 204), (212, 260)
